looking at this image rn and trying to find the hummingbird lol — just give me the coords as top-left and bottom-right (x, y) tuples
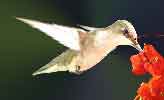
(16, 17), (142, 76)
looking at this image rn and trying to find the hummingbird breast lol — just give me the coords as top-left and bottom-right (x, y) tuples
(77, 48), (110, 71)
(77, 30), (117, 71)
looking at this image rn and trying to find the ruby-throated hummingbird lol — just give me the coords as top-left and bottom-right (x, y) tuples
(16, 17), (142, 76)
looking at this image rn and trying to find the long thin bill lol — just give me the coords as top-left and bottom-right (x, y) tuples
(134, 44), (143, 52)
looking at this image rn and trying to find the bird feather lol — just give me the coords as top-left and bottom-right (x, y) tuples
(16, 17), (86, 51)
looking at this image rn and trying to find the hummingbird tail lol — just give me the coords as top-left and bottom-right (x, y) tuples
(32, 50), (78, 76)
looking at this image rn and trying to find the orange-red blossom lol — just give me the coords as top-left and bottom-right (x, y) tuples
(130, 44), (164, 100)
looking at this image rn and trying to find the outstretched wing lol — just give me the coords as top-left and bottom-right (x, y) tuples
(32, 50), (78, 76)
(16, 17), (86, 51)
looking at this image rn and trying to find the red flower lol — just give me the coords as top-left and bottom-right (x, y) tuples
(130, 44), (164, 100)
(130, 44), (164, 76)
(130, 52), (147, 75)
(137, 83), (152, 100)
(136, 77), (164, 100)
(144, 45), (164, 76)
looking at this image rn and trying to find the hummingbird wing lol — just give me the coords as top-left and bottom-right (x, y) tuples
(32, 50), (78, 76)
(78, 25), (102, 31)
(16, 17), (86, 51)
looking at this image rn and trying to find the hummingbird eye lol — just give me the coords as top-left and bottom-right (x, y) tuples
(121, 28), (129, 38)
(124, 29), (129, 34)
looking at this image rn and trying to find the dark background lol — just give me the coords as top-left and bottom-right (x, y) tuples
(0, 0), (164, 100)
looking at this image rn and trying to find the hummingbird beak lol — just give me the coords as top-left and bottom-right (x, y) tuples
(133, 44), (143, 52)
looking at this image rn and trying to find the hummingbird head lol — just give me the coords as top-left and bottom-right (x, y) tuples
(109, 20), (142, 51)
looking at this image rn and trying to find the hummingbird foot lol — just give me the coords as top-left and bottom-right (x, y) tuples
(70, 65), (83, 75)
